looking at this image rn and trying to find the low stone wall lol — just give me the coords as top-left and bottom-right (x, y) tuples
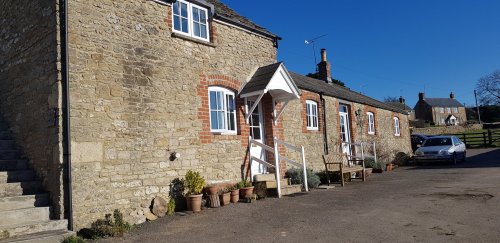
(412, 124), (483, 135)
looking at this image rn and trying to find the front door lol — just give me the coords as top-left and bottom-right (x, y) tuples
(339, 104), (352, 155)
(248, 101), (266, 175)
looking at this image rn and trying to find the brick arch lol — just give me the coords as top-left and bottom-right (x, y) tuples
(206, 74), (241, 91)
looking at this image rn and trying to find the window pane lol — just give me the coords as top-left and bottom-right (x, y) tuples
(181, 2), (188, 17)
(192, 7), (199, 22)
(181, 18), (188, 33)
(313, 116), (318, 127)
(200, 24), (207, 38)
(306, 115), (311, 127)
(217, 111), (224, 129)
(216, 92), (223, 109)
(209, 91), (216, 109)
(306, 104), (310, 114)
(200, 10), (207, 23)
(252, 128), (261, 140)
(210, 111), (218, 129)
(193, 23), (200, 37)
(173, 16), (180, 31)
(173, 2), (180, 15)
(251, 114), (259, 126)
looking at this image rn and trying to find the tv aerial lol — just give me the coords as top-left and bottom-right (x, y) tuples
(305, 34), (327, 71)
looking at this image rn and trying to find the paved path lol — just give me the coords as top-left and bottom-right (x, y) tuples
(101, 148), (500, 243)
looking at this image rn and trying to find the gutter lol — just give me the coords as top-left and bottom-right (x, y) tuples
(320, 93), (329, 154)
(60, 0), (73, 231)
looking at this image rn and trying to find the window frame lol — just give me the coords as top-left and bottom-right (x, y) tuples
(394, 117), (400, 136)
(172, 0), (210, 42)
(453, 107), (458, 113)
(208, 86), (237, 134)
(446, 107), (451, 113)
(439, 107), (444, 113)
(367, 112), (375, 135)
(306, 100), (319, 131)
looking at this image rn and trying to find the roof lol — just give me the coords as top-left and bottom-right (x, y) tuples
(289, 72), (407, 114)
(205, 0), (279, 39)
(385, 102), (413, 111)
(422, 98), (465, 108)
(240, 62), (283, 94)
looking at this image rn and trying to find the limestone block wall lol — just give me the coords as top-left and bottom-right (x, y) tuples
(0, 0), (64, 218)
(67, 0), (276, 229)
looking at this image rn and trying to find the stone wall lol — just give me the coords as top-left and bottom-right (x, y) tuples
(0, 0), (64, 218)
(412, 124), (483, 136)
(282, 93), (412, 171)
(67, 0), (276, 229)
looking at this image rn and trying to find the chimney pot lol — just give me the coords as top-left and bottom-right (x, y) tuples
(450, 92), (455, 99)
(320, 48), (327, 62)
(399, 96), (404, 103)
(418, 92), (425, 101)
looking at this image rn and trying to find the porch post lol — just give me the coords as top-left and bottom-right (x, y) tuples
(301, 145), (308, 192)
(274, 137), (282, 198)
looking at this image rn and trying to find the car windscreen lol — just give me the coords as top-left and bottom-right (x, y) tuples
(422, 138), (452, 147)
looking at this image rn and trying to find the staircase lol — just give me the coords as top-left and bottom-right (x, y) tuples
(0, 118), (73, 242)
(254, 174), (303, 196)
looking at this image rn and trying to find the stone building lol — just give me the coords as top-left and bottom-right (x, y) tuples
(0, 0), (411, 237)
(386, 96), (415, 121)
(414, 92), (467, 126)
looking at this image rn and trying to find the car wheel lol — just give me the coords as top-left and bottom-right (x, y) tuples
(452, 153), (457, 165)
(462, 151), (467, 162)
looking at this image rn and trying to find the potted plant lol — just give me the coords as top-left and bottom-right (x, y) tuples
(206, 184), (219, 195)
(184, 170), (205, 213)
(386, 163), (394, 171)
(228, 185), (239, 203)
(218, 187), (231, 206)
(372, 161), (384, 173)
(237, 180), (254, 199)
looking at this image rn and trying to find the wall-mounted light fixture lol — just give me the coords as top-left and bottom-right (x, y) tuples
(170, 152), (180, 161)
(355, 108), (362, 117)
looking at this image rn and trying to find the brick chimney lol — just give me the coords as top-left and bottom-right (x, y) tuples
(317, 48), (333, 84)
(399, 96), (405, 104)
(418, 92), (425, 101)
(450, 92), (455, 99)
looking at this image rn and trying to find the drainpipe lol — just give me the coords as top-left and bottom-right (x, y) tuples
(320, 93), (328, 154)
(60, 0), (73, 231)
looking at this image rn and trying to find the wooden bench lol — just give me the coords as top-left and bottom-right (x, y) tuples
(322, 153), (366, 187)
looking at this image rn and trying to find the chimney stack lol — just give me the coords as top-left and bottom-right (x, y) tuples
(418, 92), (425, 101)
(317, 48), (333, 84)
(450, 92), (455, 99)
(399, 96), (405, 104)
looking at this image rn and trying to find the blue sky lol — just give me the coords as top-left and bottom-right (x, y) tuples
(223, 0), (500, 107)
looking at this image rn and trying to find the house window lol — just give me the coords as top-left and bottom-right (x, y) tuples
(306, 100), (319, 130)
(208, 87), (236, 133)
(394, 117), (400, 136)
(446, 107), (451, 113)
(172, 0), (210, 41)
(367, 112), (375, 135)
(453, 107), (458, 113)
(441, 118), (445, 125)
(439, 107), (444, 113)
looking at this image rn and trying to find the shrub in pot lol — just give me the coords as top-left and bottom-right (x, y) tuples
(218, 187), (231, 206)
(237, 180), (254, 199)
(228, 185), (239, 203)
(184, 170), (205, 212)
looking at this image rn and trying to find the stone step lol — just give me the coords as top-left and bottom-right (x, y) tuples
(0, 221), (69, 240)
(0, 181), (43, 197)
(254, 173), (276, 182)
(0, 170), (36, 183)
(0, 150), (21, 160)
(0, 132), (12, 140)
(281, 184), (303, 196)
(0, 230), (74, 243)
(0, 160), (29, 171)
(0, 194), (49, 211)
(0, 207), (50, 227)
(0, 140), (16, 150)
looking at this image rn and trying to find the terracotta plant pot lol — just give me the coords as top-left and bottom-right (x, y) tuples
(219, 192), (231, 206)
(386, 163), (393, 171)
(186, 194), (203, 212)
(230, 189), (239, 203)
(207, 186), (219, 195)
(365, 168), (373, 177)
(239, 186), (254, 199)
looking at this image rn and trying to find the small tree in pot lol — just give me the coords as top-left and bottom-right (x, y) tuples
(228, 185), (239, 203)
(237, 180), (254, 199)
(184, 170), (205, 212)
(218, 186), (231, 206)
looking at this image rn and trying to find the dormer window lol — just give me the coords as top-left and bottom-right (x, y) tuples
(172, 0), (210, 41)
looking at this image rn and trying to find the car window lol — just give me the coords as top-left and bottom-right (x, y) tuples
(452, 137), (460, 145)
(422, 138), (452, 147)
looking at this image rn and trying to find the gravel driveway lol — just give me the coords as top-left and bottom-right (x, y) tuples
(100, 148), (500, 243)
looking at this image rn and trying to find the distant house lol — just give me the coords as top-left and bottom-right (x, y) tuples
(386, 96), (415, 121)
(414, 92), (467, 126)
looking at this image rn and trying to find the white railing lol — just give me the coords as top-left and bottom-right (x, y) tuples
(248, 136), (308, 198)
(341, 141), (377, 165)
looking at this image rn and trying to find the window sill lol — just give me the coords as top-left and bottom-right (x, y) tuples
(368, 132), (376, 135)
(211, 131), (237, 136)
(306, 127), (319, 131)
(171, 32), (216, 48)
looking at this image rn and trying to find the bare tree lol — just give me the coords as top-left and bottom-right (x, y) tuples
(383, 96), (399, 102)
(476, 70), (500, 105)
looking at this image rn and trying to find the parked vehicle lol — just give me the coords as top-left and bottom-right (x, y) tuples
(414, 136), (466, 164)
(411, 134), (429, 152)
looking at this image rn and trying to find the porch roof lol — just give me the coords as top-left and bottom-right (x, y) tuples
(239, 62), (301, 102)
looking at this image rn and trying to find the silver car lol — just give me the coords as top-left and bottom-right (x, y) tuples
(414, 136), (466, 164)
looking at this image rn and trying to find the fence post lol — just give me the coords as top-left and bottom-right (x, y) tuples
(273, 137), (282, 198)
(488, 129), (492, 146)
(462, 134), (467, 145)
(483, 132), (487, 147)
(301, 146), (308, 192)
(373, 141), (377, 163)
